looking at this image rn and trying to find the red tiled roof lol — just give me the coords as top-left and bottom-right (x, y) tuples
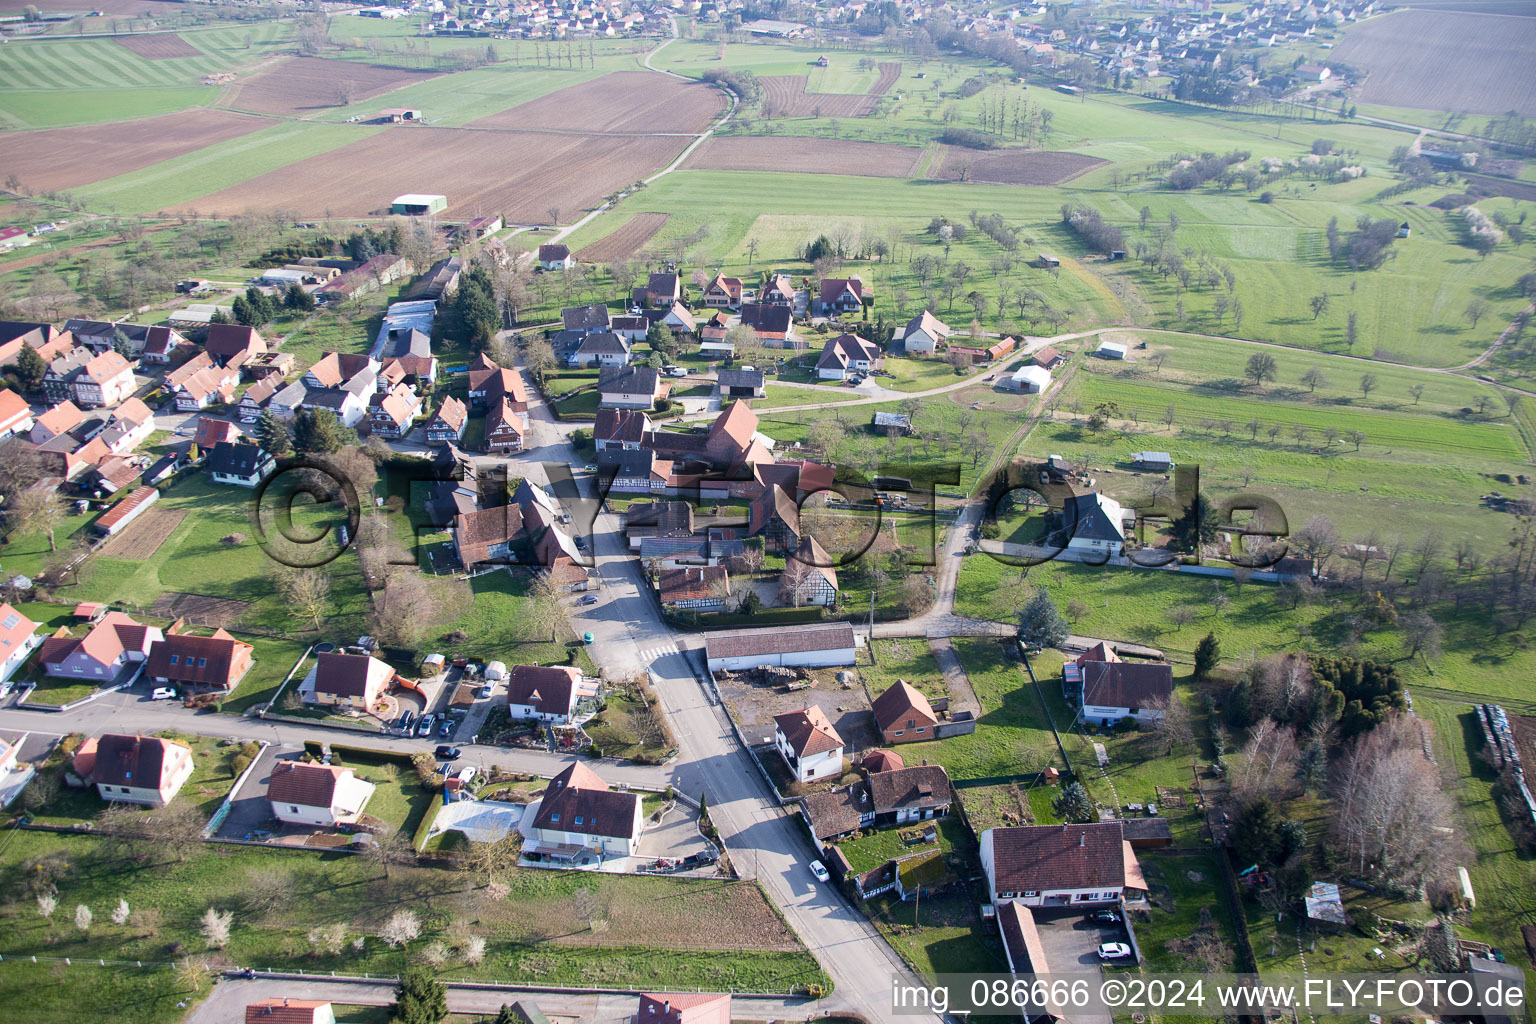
(531, 761), (639, 839)
(267, 760), (349, 808)
(870, 680), (937, 733)
(432, 395), (468, 432)
(244, 999), (333, 1024)
(33, 400), (84, 438)
(76, 733), (190, 790)
(41, 611), (147, 670)
(0, 388), (31, 431)
(505, 664), (580, 716)
(657, 566), (726, 604)
(637, 993), (732, 1024)
(0, 602), (38, 662)
(987, 822), (1129, 893)
(863, 748), (904, 773)
(774, 704), (843, 757)
(81, 349), (131, 385)
(96, 486), (157, 531)
(146, 628), (252, 688)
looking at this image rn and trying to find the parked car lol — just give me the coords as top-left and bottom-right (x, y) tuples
(417, 714), (436, 737)
(434, 745), (461, 760)
(809, 860), (830, 883)
(573, 534), (585, 549)
(579, 594), (599, 605)
(1097, 943), (1133, 960)
(668, 367), (687, 378)
(476, 684), (493, 699)
(400, 711), (416, 733)
(150, 687), (178, 700)
(439, 718), (455, 738)
(1092, 911), (1121, 924)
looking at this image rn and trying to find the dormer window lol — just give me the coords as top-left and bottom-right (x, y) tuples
(549, 813), (559, 823)
(169, 655), (178, 665)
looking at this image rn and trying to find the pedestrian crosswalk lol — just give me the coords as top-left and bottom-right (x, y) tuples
(638, 642), (682, 662)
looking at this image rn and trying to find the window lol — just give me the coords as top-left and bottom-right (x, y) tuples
(197, 658), (206, 668)
(893, 730), (904, 737)
(549, 813), (559, 823)
(290, 806), (299, 813)
(94, 667), (103, 676)
(1023, 891), (1038, 898)
(169, 655), (179, 665)
(574, 816), (584, 826)
(915, 727), (926, 734)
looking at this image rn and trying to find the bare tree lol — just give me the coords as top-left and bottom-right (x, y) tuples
(200, 907), (233, 949)
(378, 909), (421, 947)
(268, 567), (331, 630)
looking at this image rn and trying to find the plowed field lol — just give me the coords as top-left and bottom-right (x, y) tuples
(227, 56), (442, 116)
(760, 61), (901, 117)
(1332, 9), (1536, 116)
(173, 126), (688, 220)
(114, 33), (202, 60)
(686, 136), (924, 177)
(471, 71), (724, 133)
(938, 146), (1105, 184)
(576, 212), (671, 262)
(0, 109), (268, 193)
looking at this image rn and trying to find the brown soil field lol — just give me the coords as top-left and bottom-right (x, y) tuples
(150, 591), (252, 628)
(0, 0), (181, 10)
(576, 212), (671, 262)
(1332, 9), (1536, 116)
(684, 135), (924, 178)
(947, 385), (1029, 411)
(471, 70), (724, 134)
(937, 146), (1105, 184)
(97, 506), (186, 560)
(760, 61), (901, 118)
(227, 56), (443, 116)
(113, 33), (202, 60)
(0, 109), (268, 193)
(174, 126), (688, 221)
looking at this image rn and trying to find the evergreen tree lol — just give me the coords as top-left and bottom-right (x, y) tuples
(254, 409), (293, 456)
(389, 966), (447, 1024)
(231, 294), (258, 327)
(293, 408), (346, 453)
(647, 321), (676, 356)
(493, 1008), (520, 1024)
(1230, 798), (1283, 867)
(14, 343), (46, 390)
(285, 282), (316, 311)
(1170, 493), (1218, 553)
(1053, 781), (1093, 823)
(1193, 632), (1220, 679)
(1017, 587), (1070, 649)
(209, 309), (231, 326)
(454, 265), (499, 349)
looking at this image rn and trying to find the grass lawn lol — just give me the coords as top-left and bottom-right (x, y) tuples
(0, 831), (822, 1004)
(748, 384), (862, 411)
(833, 814), (971, 874)
(1132, 851), (1242, 972)
(428, 570), (597, 675)
(862, 637), (945, 703)
(887, 641), (1066, 782)
(881, 355), (968, 393)
(866, 888), (1006, 976)
(28, 732), (247, 827)
(584, 685), (673, 764)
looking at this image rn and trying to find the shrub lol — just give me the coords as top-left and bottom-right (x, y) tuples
(221, 532), (246, 546)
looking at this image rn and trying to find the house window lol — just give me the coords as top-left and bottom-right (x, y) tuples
(893, 730), (904, 737)
(94, 667), (103, 675)
(574, 816), (584, 826)
(290, 806), (299, 813)
(549, 813), (559, 823)
(169, 655), (179, 665)
(198, 658), (207, 668)
(1023, 891), (1038, 898)
(915, 727), (926, 734)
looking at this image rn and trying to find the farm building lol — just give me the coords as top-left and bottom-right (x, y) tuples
(717, 368), (765, 399)
(1032, 345), (1064, 369)
(378, 107), (421, 123)
(1096, 340), (1127, 360)
(1130, 451), (1174, 471)
(1036, 253), (1061, 268)
(1005, 365), (1051, 393)
(705, 622), (857, 672)
(873, 411), (911, 433)
(94, 486), (158, 537)
(391, 193), (448, 216)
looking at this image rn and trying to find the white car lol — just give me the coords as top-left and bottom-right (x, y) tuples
(1097, 942), (1133, 960)
(809, 860), (830, 882)
(150, 687), (178, 700)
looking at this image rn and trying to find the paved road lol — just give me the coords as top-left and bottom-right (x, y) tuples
(189, 977), (814, 1024)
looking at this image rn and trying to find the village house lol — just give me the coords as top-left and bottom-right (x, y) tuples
(485, 398), (525, 453)
(524, 761), (644, 860)
(99, 397), (155, 454)
(366, 382), (423, 440)
(0, 387), (33, 439)
(206, 441), (276, 488)
(28, 399), (83, 443)
(39, 611), (161, 681)
(452, 504), (524, 568)
(64, 319), (183, 361)
(702, 273), (743, 308)
(774, 704), (845, 783)
(593, 408), (650, 451)
(898, 310), (950, 355)
(1072, 652), (1174, 727)
(749, 484), (801, 553)
(658, 301), (696, 338)
(0, 602), (41, 684)
(570, 331), (632, 368)
(244, 999), (336, 1024)
(505, 664), (584, 723)
(172, 361), (240, 411)
(71, 350), (135, 408)
(426, 396), (469, 444)
(815, 276), (870, 316)
(538, 244), (574, 271)
(0, 321), (61, 367)
(816, 333), (883, 380)
(1032, 345), (1065, 370)
(204, 324), (267, 370)
(871, 681), (938, 745)
(145, 628), (255, 695)
(466, 353), (529, 411)
(634, 993), (731, 1024)
(638, 271), (681, 307)
(562, 303), (612, 336)
(71, 733), (194, 807)
(299, 651), (395, 710)
(1064, 491), (1126, 556)
(193, 415), (242, 451)
(41, 347), (93, 405)
(267, 760), (376, 827)
(658, 565), (728, 612)
(979, 821), (1147, 906)
(761, 273), (796, 306)
(739, 303), (795, 346)
(598, 365), (663, 410)
(779, 535), (838, 608)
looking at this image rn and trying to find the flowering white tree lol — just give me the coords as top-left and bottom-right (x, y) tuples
(200, 907), (233, 949)
(463, 935), (487, 965)
(378, 910), (420, 948)
(36, 893), (57, 919)
(111, 899), (131, 926)
(74, 905), (92, 932)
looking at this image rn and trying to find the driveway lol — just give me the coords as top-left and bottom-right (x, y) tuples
(213, 742), (288, 841)
(634, 801), (717, 873)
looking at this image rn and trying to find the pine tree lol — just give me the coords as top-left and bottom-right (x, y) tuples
(231, 295), (257, 327)
(1170, 493), (1218, 554)
(14, 343), (45, 390)
(285, 282), (316, 311)
(254, 410), (293, 456)
(1193, 632), (1220, 679)
(293, 408), (345, 453)
(388, 965), (447, 1024)
(1017, 588), (1070, 650)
